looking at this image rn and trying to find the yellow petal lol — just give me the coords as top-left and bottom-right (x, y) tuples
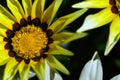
(0, 42), (6, 50)
(52, 32), (87, 44)
(104, 16), (120, 55)
(7, 0), (25, 22)
(0, 36), (4, 41)
(31, 59), (45, 80)
(18, 61), (30, 80)
(31, 0), (45, 19)
(50, 8), (88, 33)
(3, 58), (18, 80)
(22, 0), (32, 17)
(0, 24), (8, 37)
(72, 0), (109, 8)
(0, 5), (16, 30)
(46, 55), (70, 75)
(47, 44), (73, 56)
(77, 7), (116, 32)
(42, 0), (62, 25)
(0, 50), (10, 65)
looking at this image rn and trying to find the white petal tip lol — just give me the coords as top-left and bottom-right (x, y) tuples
(72, 5), (78, 8)
(76, 29), (84, 33)
(76, 24), (91, 33)
(92, 51), (99, 60)
(72, 4), (81, 8)
(79, 51), (103, 80)
(76, 27), (88, 33)
(54, 72), (63, 80)
(104, 50), (109, 56)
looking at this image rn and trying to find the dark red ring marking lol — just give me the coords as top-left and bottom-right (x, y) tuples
(111, 6), (118, 13)
(6, 29), (15, 38)
(32, 57), (41, 62)
(3, 37), (12, 43)
(24, 59), (30, 64)
(4, 43), (13, 50)
(40, 23), (48, 31)
(109, 0), (116, 5)
(15, 56), (23, 63)
(46, 29), (54, 37)
(20, 18), (27, 27)
(13, 22), (21, 31)
(8, 50), (15, 57)
(32, 18), (40, 26)
(27, 16), (32, 25)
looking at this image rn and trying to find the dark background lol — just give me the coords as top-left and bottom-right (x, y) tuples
(0, 0), (120, 80)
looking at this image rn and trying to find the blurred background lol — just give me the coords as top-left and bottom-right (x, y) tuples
(0, 0), (120, 80)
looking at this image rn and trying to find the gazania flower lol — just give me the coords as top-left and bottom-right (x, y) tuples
(72, 0), (120, 55)
(0, 0), (87, 80)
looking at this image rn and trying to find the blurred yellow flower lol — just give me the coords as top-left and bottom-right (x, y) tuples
(73, 0), (120, 55)
(0, 0), (87, 80)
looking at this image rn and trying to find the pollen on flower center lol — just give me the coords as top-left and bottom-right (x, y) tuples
(11, 25), (48, 59)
